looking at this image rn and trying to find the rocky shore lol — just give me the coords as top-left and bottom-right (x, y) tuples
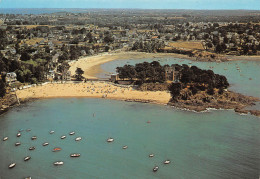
(168, 90), (260, 116)
(0, 93), (19, 115)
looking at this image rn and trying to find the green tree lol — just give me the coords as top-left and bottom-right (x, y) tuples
(75, 67), (84, 81)
(0, 78), (6, 97)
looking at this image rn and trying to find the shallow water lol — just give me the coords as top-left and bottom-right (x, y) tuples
(99, 58), (260, 99)
(0, 98), (259, 179)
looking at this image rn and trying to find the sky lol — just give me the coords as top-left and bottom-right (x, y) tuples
(0, 0), (259, 10)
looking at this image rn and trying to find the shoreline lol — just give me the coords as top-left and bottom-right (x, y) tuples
(14, 81), (260, 117)
(69, 51), (260, 79)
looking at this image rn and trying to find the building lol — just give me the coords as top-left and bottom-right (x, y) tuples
(165, 66), (180, 82)
(110, 74), (119, 82)
(5, 72), (17, 83)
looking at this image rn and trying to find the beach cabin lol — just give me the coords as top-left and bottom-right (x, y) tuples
(110, 74), (119, 83)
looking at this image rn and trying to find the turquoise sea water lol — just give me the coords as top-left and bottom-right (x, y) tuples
(100, 58), (260, 99)
(0, 98), (259, 179)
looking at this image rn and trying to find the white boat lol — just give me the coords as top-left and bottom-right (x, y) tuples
(107, 138), (114, 142)
(149, 154), (154, 157)
(3, 137), (8, 141)
(29, 146), (35, 150)
(50, 131), (54, 134)
(70, 153), (81, 157)
(75, 137), (82, 141)
(25, 177), (32, 179)
(61, 135), (66, 139)
(42, 142), (49, 146)
(24, 156), (31, 161)
(164, 160), (170, 164)
(17, 133), (21, 137)
(31, 136), (37, 140)
(53, 161), (64, 166)
(69, 131), (75, 135)
(15, 142), (21, 146)
(122, 145), (128, 149)
(9, 163), (16, 169)
(153, 166), (159, 172)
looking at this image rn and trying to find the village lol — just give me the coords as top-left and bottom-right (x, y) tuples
(0, 10), (260, 93)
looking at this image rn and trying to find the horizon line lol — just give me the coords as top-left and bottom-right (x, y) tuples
(0, 8), (260, 11)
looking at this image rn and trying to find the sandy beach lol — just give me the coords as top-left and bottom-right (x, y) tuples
(69, 51), (190, 79)
(69, 51), (260, 80)
(16, 82), (171, 105)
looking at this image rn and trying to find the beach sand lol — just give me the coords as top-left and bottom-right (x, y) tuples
(16, 82), (171, 105)
(69, 51), (260, 80)
(69, 51), (187, 79)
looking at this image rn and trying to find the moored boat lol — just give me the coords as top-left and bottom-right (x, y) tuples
(42, 142), (49, 146)
(25, 177), (32, 179)
(15, 142), (21, 146)
(69, 131), (75, 135)
(52, 147), (61, 152)
(49, 130), (54, 134)
(31, 136), (37, 140)
(75, 137), (82, 141)
(164, 160), (170, 164)
(53, 161), (64, 165)
(3, 137), (8, 141)
(24, 156), (31, 161)
(107, 137), (114, 142)
(70, 153), (81, 157)
(8, 163), (16, 169)
(29, 146), (35, 150)
(122, 145), (128, 149)
(149, 154), (154, 157)
(153, 166), (159, 172)
(17, 133), (21, 137)
(61, 135), (66, 139)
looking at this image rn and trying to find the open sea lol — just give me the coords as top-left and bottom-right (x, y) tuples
(0, 58), (259, 179)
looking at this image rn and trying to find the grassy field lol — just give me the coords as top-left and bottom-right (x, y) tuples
(20, 38), (44, 45)
(168, 41), (204, 50)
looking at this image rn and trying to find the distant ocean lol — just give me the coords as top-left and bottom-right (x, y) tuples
(0, 8), (92, 14)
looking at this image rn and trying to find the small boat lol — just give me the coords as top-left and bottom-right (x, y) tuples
(70, 153), (81, 157)
(15, 142), (21, 146)
(60, 135), (66, 139)
(52, 147), (61, 152)
(24, 156), (31, 161)
(53, 161), (64, 166)
(31, 136), (37, 140)
(149, 154), (154, 157)
(3, 137), (8, 141)
(50, 131), (54, 134)
(75, 137), (82, 141)
(122, 145), (128, 149)
(69, 131), (75, 135)
(42, 142), (49, 146)
(25, 177), (32, 179)
(8, 163), (16, 169)
(17, 133), (21, 137)
(29, 147), (35, 150)
(153, 166), (159, 172)
(147, 121), (151, 123)
(107, 138), (114, 142)
(164, 160), (170, 164)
